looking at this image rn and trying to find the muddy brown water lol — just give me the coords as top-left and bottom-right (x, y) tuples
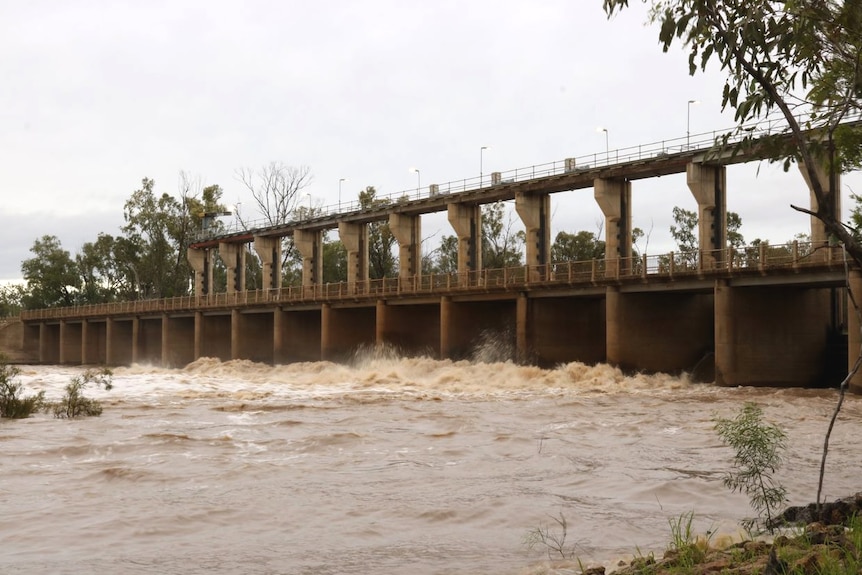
(2, 358), (860, 574)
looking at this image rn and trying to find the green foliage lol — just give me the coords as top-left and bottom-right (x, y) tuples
(665, 512), (710, 570)
(49, 368), (113, 419)
(482, 201), (524, 269)
(551, 230), (605, 262)
(0, 359), (44, 419)
(424, 235), (459, 275)
(714, 402), (787, 532)
(21, 235), (81, 309)
(322, 237), (347, 283)
(0, 284), (26, 317)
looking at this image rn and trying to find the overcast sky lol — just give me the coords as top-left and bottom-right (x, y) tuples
(2, 1), (860, 282)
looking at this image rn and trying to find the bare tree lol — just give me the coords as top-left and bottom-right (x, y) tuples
(236, 162), (312, 227)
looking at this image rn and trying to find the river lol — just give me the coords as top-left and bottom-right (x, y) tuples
(1, 355), (860, 574)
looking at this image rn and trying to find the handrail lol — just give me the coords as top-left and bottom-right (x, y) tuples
(18, 241), (846, 321)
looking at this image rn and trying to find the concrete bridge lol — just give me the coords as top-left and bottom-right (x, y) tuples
(13, 121), (862, 392)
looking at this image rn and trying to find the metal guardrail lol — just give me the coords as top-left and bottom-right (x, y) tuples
(19, 241), (847, 321)
(194, 112), (862, 243)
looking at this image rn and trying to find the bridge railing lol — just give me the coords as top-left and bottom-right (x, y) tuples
(19, 241), (846, 321)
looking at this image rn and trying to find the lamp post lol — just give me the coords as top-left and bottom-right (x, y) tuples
(409, 167), (420, 196)
(597, 127), (609, 163)
(480, 146), (488, 188)
(687, 100), (700, 149)
(339, 177), (347, 210)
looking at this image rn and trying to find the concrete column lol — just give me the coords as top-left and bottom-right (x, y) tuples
(294, 229), (324, 286)
(59, 320), (67, 365)
(161, 313), (169, 367)
(713, 280), (733, 386)
(375, 300), (386, 346)
(440, 296), (452, 360)
(515, 192), (551, 280)
(516, 292), (529, 363)
(218, 242), (246, 294)
(231, 308), (241, 360)
(187, 247), (213, 297)
(605, 286), (622, 366)
(106, 318), (115, 365)
(194, 311), (203, 361)
(81, 320), (89, 365)
(849, 271), (862, 394)
(594, 178), (632, 278)
(39, 323), (48, 364)
(321, 303), (332, 360)
(339, 221), (369, 292)
(273, 307), (284, 364)
(131, 317), (140, 364)
(390, 214), (422, 281)
(686, 163), (727, 268)
(799, 159), (842, 248)
(447, 203), (482, 275)
(253, 236), (282, 291)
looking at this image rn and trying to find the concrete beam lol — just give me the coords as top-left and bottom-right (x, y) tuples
(253, 236), (282, 291)
(218, 242), (246, 294)
(338, 221), (369, 290)
(515, 192), (551, 279)
(390, 213), (421, 280)
(294, 229), (323, 286)
(686, 163), (727, 268)
(594, 178), (632, 277)
(447, 203), (482, 274)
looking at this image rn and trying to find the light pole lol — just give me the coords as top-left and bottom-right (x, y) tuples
(687, 100), (700, 149)
(409, 167), (420, 196)
(339, 177), (347, 210)
(597, 127), (609, 163)
(480, 146), (488, 188)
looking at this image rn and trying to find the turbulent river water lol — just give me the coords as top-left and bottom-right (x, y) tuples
(2, 356), (860, 575)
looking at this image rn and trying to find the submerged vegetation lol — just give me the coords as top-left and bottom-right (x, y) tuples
(0, 356), (112, 420)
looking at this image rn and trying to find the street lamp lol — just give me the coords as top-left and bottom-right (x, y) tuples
(687, 100), (700, 149)
(596, 127), (609, 162)
(339, 177), (347, 210)
(480, 146), (489, 188)
(409, 167), (420, 196)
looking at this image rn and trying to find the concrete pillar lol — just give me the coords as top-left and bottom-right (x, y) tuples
(686, 163), (727, 268)
(294, 229), (324, 286)
(320, 303), (332, 360)
(339, 221), (369, 292)
(849, 271), (862, 394)
(106, 318), (115, 365)
(515, 192), (551, 280)
(231, 309), (241, 360)
(273, 307), (284, 364)
(605, 286), (623, 366)
(194, 311), (203, 361)
(161, 313), (169, 368)
(131, 317), (140, 364)
(594, 178), (632, 278)
(81, 320), (89, 365)
(390, 213), (422, 282)
(218, 242), (246, 294)
(375, 300), (386, 346)
(187, 247), (213, 297)
(714, 279), (734, 386)
(440, 296), (452, 359)
(516, 292), (529, 363)
(39, 323), (48, 364)
(447, 203), (482, 275)
(799, 159), (842, 247)
(253, 236), (282, 291)
(59, 320), (68, 364)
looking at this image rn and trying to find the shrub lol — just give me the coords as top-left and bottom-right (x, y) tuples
(0, 357), (44, 419)
(49, 368), (113, 419)
(714, 402), (787, 533)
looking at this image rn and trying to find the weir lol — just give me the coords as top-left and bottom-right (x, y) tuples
(10, 126), (862, 392)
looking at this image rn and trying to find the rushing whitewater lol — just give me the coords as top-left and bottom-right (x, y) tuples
(2, 357), (860, 575)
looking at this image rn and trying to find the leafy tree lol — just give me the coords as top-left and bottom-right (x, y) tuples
(359, 186), (398, 279)
(21, 235), (81, 309)
(551, 230), (605, 262)
(49, 368), (113, 419)
(322, 237), (347, 283)
(0, 284), (26, 317)
(424, 235), (459, 275)
(482, 201), (524, 269)
(0, 358), (44, 418)
(602, 0), (862, 265)
(669, 206), (744, 266)
(77, 233), (130, 303)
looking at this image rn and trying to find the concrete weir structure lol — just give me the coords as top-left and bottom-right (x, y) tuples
(16, 126), (862, 392)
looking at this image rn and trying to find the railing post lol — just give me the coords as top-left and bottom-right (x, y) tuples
(642, 254), (647, 280)
(759, 243), (766, 272)
(669, 252), (675, 278)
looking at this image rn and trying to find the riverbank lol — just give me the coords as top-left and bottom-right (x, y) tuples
(603, 494), (862, 575)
